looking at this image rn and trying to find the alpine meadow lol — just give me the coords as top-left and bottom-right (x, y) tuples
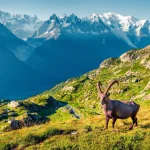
(0, 1), (150, 150)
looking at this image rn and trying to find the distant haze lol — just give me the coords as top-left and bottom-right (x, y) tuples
(0, 0), (149, 20)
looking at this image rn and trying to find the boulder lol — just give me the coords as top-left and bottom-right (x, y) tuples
(100, 58), (116, 69)
(143, 94), (150, 100)
(8, 119), (21, 129)
(132, 78), (140, 83)
(140, 58), (150, 69)
(23, 113), (49, 127)
(120, 50), (137, 62)
(8, 101), (21, 108)
(62, 86), (75, 92)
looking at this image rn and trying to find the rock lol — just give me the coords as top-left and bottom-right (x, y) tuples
(122, 86), (130, 92)
(133, 92), (146, 100)
(62, 86), (75, 92)
(132, 78), (140, 83)
(23, 113), (49, 127)
(145, 81), (150, 90)
(6, 113), (50, 131)
(119, 46), (150, 68)
(8, 101), (21, 108)
(120, 50), (137, 62)
(143, 94), (150, 100)
(100, 58), (116, 69)
(8, 119), (21, 129)
(139, 47), (150, 69)
(88, 72), (97, 80)
(66, 105), (80, 119)
(140, 58), (150, 69)
(1, 124), (10, 132)
(71, 131), (78, 135)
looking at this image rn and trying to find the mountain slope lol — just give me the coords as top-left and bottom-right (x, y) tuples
(25, 13), (150, 90)
(0, 23), (51, 99)
(49, 45), (150, 103)
(26, 30), (131, 86)
(0, 23), (34, 61)
(0, 46), (149, 149)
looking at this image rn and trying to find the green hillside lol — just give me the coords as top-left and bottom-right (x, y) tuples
(0, 46), (150, 150)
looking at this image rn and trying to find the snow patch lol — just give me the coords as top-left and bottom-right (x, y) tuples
(10, 45), (34, 62)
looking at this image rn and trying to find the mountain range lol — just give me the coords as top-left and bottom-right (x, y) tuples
(26, 12), (150, 90)
(0, 11), (43, 39)
(29, 12), (150, 48)
(0, 10), (150, 47)
(0, 11), (150, 99)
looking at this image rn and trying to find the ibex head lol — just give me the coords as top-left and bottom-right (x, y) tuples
(97, 80), (119, 105)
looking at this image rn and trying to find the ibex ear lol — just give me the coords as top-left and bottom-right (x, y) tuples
(107, 92), (110, 97)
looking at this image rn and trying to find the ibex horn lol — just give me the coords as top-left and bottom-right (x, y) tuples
(97, 82), (103, 94)
(104, 80), (119, 95)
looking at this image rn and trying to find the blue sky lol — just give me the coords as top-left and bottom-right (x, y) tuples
(0, 0), (149, 20)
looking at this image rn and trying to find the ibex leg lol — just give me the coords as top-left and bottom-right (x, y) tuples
(112, 118), (117, 129)
(135, 118), (138, 126)
(129, 116), (136, 130)
(105, 117), (109, 129)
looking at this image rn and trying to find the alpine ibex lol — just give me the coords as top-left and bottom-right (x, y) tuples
(97, 80), (140, 130)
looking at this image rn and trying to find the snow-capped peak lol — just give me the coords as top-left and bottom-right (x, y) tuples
(12, 14), (23, 20)
(99, 12), (150, 37)
(0, 11), (43, 39)
(59, 14), (67, 19)
(24, 12), (150, 49)
(89, 13), (100, 22)
(49, 13), (58, 20)
(0, 11), (12, 24)
(99, 12), (138, 31)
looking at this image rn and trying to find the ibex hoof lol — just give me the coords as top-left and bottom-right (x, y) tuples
(129, 127), (133, 130)
(112, 129), (118, 132)
(103, 128), (108, 130)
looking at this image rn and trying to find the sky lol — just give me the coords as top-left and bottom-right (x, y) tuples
(0, 0), (149, 20)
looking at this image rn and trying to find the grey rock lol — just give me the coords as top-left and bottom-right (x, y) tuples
(100, 58), (115, 69)
(8, 101), (22, 108)
(145, 81), (150, 90)
(120, 50), (138, 62)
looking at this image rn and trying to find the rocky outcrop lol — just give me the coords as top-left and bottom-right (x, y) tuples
(143, 94), (150, 100)
(66, 105), (80, 119)
(22, 113), (49, 127)
(6, 113), (50, 130)
(62, 86), (75, 92)
(140, 58), (150, 69)
(8, 101), (22, 108)
(120, 50), (138, 62)
(100, 58), (116, 68)
(8, 119), (23, 130)
(119, 46), (150, 69)
(145, 81), (150, 91)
